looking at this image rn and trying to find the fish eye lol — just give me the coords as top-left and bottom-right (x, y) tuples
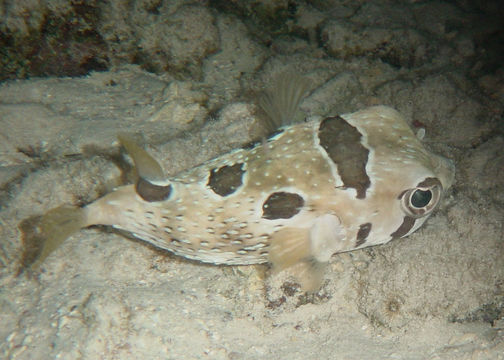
(410, 189), (432, 208)
(400, 178), (443, 218)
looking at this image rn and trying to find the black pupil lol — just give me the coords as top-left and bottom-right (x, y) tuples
(411, 189), (432, 208)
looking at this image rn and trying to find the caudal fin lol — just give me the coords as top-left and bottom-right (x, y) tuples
(22, 205), (88, 270)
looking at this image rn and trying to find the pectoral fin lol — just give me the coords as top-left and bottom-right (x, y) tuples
(268, 215), (344, 291)
(309, 214), (346, 263)
(287, 258), (327, 292)
(269, 227), (311, 271)
(268, 228), (325, 291)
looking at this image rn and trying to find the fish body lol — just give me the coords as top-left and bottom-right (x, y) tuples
(73, 106), (453, 288)
(30, 76), (454, 290)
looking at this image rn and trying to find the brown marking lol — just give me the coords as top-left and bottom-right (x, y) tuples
(390, 216), (416, 238)
(136, 177), (172, 202)
(397, 189), (408, 200)
(417, 177), (442, 188)
(262, 192), (304, 220)
(356, 222), (372, 247)
(318, 116), (370, 199)
(207, 163), (245, 196)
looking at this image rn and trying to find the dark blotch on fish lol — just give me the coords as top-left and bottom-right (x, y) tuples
(318, 116), (370, 199)
(262, 192), (304, 220)
(390, 216), (416, 238)
(417, 177), (442, 188)
(356, 222), (372, 247)
(207, 163), (245, 196)
(136, 177), (172, 202)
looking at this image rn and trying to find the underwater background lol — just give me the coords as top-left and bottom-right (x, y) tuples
(0, 0), (503, 359)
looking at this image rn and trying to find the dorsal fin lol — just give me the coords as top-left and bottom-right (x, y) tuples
(257, 71), (312, 132)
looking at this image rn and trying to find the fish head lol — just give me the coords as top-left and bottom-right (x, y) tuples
(336, 106), (455, 246)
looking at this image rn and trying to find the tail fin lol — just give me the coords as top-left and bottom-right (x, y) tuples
(22, 205), (87, 270)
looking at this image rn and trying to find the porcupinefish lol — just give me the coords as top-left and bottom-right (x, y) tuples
(28, 74), (455, 290)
